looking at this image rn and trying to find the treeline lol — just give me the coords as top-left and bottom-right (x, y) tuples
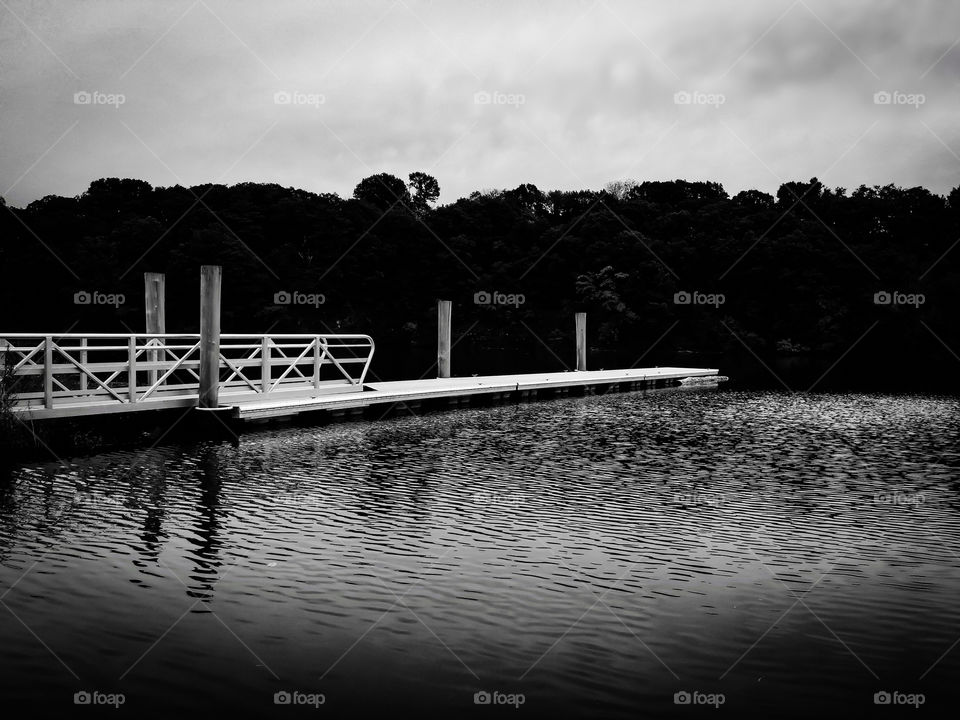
(2, 173), (959, 389)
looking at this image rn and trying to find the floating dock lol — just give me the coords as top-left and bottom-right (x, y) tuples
(1, 331), (718, 422)
(233, 367), (721, 421)
(1, 271), (721, 433)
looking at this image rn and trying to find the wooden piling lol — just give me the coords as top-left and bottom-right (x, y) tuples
(128, 336), (137, 402)
(438, 299), (452, 379)
(79, 337), (87, 393)
(43, 336), (53, 409)
(199, 265), (222, 408)
(261, 336), (270, 394)
(144, 273), (166, 387)
(575, 312), (587, 371)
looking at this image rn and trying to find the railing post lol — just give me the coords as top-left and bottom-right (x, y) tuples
(575, 312), (587, 371)
(145, 272), (166, 387)
(44, 336), (53, 409)
(313, 337), (321, 390)
(261, 336), (270, 394)
(79, 337), (88, 393)
(437, 299), (452, 379)
(199, 265), (222, 408)
(128, 335), (137, 402)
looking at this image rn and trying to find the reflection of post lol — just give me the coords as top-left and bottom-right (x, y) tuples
(145, 273), (166, 388)
(189, 447), (223, 601)
(199, 265), (222, 408)
(138, 457), (167, 563)
(575, 313), (587, 371)
(438, 300), (452, 379)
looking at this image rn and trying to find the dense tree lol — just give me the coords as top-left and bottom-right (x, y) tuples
(408, 172), (440, 216)
(732, 189), (775, 208)
(604, 179), (638, 201)
(352, 173), (411, 212)
(1, 175), (957, 389)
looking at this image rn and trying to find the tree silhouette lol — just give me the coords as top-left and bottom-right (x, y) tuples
(352, 173), (411, 212)
(0, 174), (957, 390)
(408, 172), (440, 216)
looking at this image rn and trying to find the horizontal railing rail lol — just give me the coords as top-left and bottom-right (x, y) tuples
(0, 333), (375, 415)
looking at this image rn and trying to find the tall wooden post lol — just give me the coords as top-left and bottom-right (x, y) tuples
(261, 336), (270, 394)
(199, 265), (222, 408)
(79, 337), (88, 393)
(128, 335), (138, 402)
(144, 272), (166, 387)
(43, 336), (53, 409)
(437, 300), (452, 379)
(575, 312), (587, 371)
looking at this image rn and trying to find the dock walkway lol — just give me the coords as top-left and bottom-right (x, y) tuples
(1, 331), (718, 422)
(233, 367), (720, 420)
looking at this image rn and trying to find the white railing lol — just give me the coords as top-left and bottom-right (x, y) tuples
(0, 333), (375, 417)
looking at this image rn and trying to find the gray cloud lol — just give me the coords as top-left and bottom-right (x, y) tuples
(1, 0), (958, 207)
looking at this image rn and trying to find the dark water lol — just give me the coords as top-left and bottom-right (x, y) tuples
(1, 389), (958, 717)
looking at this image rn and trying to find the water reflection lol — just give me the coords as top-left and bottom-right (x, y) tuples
(186, 447), (224, 602)
(0, 390), (959, 716)
(136, 454), (168, 563)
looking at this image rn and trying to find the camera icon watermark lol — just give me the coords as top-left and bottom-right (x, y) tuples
(72, 489), (125, 509)
(674, 90), (725, 107)
(674, 290), (725, 308)
(874, 690), (924, 707)
(472, 491), (524, 510)
(873, 290), (924, 308)
(73, 90), (126, 108)
(674, 492), (725, 506)
(274, 290), (325, 307)
(874, 492), (925, 506)
(674, 690), (725, 707)
(273, 90), (325, 108)
(74, 690), (125, 707)
(74, 290), (125, 308)
(474, 90), (525, 108)
(473, 690), (525, 707)
(873, 90), (925, 108)
(273, 690), (325, 707)
(474, 290), (525, 308)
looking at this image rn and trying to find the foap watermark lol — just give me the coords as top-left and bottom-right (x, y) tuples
(472, 490), (524, 509)
(874, 690), (925, 708)
(74, 691), (125, 708)
(74, 290), (125, 307)
(74, 90), (125, 108)
(73, 489), (125, 509)
(119, 457), (168, 484)
(274, 290), (325, 307)
(874, 491), (925, 506)
(474, 290), (525, 308)
(274, 690), (325, 707)
(474, 690), (525, 708)
(674, 690), (725, 708)
(873, 90), (925, 108)
(274, 90), (325, 108)
(674, 492), (725, 506)
(873, 290), (924, 308)
(674, 90), (725, 107)
(674, 290), (725, 308)
(276, 491), (326, 510)
(474, 90), (525, 108)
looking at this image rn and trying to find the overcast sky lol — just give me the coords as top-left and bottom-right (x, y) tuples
(1, 0), (958, 207)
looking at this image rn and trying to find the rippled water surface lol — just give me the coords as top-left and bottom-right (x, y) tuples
(2, 389), (959, 717)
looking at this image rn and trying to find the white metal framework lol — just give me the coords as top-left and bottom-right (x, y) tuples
(0, 333), (375, 419)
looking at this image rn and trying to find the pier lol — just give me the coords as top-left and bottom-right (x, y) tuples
(0, 267), (719, 424)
